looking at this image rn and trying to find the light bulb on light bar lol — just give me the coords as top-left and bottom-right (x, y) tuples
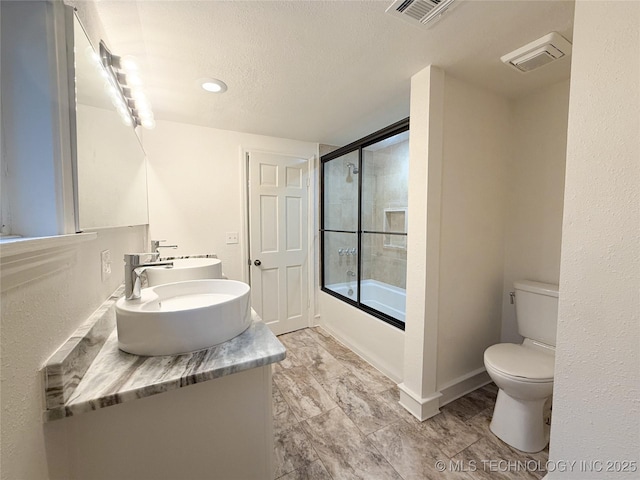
(200, 78), (228, 93)
(138, 109), (154, 120)
(99, 41), (154, 130)
(120, 55), (139, 72)
(141, 117), (156, 129)
(116, 105), (130, 119)
(127, 73), (143, 87)
(131, 89), (149, 107)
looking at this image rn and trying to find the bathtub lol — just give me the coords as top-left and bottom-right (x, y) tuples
(325, 279), (406, 322)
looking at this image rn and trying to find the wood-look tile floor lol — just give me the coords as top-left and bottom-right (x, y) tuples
(273, 327), (549, 480)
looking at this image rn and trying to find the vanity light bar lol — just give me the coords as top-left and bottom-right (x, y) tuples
(99, 41), (155, 129)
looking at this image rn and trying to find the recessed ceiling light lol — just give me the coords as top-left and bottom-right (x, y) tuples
(200, 78), (227, 93)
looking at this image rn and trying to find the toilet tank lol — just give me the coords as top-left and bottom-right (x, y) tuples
(514, 280), (559, 347)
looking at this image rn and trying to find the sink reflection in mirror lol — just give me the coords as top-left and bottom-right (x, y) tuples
(146, 257), (223, 287)
(116, 279), (251, 356)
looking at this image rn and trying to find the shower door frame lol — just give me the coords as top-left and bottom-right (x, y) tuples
(320, 117), (409, 331)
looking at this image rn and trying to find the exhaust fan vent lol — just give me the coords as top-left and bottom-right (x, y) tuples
(387, 0), (457, 29)
(501, 32), (572, 73)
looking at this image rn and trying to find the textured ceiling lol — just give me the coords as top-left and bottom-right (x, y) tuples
(92, 0), (575, 146)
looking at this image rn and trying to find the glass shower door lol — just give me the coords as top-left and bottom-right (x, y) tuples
(360, 131), (409, 322)
(322, 150), (359, 301)
(320, 117), (409, 330)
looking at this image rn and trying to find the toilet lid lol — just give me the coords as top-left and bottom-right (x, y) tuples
(484, 344), (555, 381)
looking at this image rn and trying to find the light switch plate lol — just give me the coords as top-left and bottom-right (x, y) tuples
(101, 249), (111, 281)
(226, 232), (239, 244)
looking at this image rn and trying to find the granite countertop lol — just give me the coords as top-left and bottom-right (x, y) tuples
(43, 287), (286, 422)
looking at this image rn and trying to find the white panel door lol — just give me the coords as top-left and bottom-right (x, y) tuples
(248, 151), (309, 335)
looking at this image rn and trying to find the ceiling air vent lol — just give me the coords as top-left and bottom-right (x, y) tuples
(386, 0), (457, 29)
(501, 32), (572, 73)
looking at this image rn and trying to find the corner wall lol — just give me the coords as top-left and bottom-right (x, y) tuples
(436, 73), (510, 389)
(400, 65), (444, 419)
(501, 80), (570, 343)
(400, 67), (510, 419)
(549, 2), (639, 476)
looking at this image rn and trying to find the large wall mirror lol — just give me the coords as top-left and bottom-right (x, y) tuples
(72, 13), (149, 229)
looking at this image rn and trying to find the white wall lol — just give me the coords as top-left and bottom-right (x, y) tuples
(436, 73), (510, 388)
(0, 226), (147, 480)
(400, 67), (510, 420)
(549, 2), (639, 476)
(401, 65), (444, 419)
(501, 80), (570, 343)
(143, 120), (318, 282)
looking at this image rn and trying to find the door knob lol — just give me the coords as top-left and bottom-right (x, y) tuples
(254, 259), (262, 266)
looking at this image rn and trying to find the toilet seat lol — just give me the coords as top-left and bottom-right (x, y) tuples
(484, 344), (554, 382)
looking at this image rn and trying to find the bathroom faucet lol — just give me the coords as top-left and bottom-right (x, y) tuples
(347, 270), (356, 278)
(124, 253), (173, 300)
(151, 239), (178, 254)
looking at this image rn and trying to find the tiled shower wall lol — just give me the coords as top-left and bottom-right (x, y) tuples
(362, 139), (409, 289)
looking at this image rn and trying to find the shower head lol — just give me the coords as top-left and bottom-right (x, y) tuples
(347, 162), (359, 175)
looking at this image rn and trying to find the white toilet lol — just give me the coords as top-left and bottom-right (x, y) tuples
(484, 280), (558, 453)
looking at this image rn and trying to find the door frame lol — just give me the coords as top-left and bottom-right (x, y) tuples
(240, 147), (317, 329)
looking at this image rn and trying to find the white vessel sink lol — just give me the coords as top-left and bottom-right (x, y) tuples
(146, 257), (222, 286)
(116, 279), (251, 356)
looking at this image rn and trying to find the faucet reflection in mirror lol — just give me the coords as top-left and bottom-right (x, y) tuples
(151, 239), (178, 254)
(99, 41), (155, 129)
(124, 253), (173, 300)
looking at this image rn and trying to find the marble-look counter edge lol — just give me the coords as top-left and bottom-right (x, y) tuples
(45, 320), (286, 422)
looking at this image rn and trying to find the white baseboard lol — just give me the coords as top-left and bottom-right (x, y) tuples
(316, 320), (402, 383)
(397, 383), (442, 421)
(438, 367), (492, 407)
(397, 368), (491, 422)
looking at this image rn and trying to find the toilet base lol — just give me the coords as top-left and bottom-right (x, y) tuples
(489, 389), (550, 453)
